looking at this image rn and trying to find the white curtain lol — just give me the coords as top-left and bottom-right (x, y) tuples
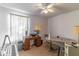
(8, 13), (30, 43)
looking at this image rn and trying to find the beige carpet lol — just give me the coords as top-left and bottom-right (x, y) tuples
(19, 45), (58, 56)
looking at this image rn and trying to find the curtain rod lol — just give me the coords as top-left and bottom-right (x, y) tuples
(9, 13), (30, 18)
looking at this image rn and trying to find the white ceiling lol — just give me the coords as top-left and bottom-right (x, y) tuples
(0, 3), (79, 18)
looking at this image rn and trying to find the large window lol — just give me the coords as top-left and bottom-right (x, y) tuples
(8, 13), (30, 42)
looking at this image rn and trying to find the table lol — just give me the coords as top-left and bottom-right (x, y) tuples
(47, 37), (77, 56)
(65, 44), (79, 56)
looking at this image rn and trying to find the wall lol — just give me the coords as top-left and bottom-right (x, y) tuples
(30, 16), (48, 39)
(0, 6), (9, 48)
(0, 6), (48, 47)
(48, 10), (79, 40)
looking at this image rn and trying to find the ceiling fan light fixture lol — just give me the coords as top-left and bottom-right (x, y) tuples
(38, 3), (55, 14)
(43, 10), (48, 14)
(41, 9), (48, 14)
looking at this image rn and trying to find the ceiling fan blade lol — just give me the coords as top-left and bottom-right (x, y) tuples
(41, 9), (48, 14)
(37, 3), (45, 9)
(48, 9), (54, 12)
(38, 7), (45, 9)
(47, 4), (54, 8)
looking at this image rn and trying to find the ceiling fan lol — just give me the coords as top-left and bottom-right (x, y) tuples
(37, 3), (55, 14)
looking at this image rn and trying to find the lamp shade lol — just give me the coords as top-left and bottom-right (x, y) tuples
(35, 24), (41, 31)
(73, 26), (79, 34)
(73, 26), (79, 44)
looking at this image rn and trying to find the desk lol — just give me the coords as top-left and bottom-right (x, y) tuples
(23, 35), (43, 50)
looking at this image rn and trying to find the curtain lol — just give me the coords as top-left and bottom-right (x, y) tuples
(8, 13), (30, 43)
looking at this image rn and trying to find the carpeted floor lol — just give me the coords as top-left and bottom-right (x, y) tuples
(19, 45), (58, 56)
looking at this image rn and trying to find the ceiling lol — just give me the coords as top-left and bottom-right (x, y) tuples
(0, 3), (79, 18)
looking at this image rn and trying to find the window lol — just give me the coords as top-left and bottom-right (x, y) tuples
(8, 13), (30, 43)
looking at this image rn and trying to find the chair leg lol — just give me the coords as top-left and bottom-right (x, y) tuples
(57, 47), (61, 56)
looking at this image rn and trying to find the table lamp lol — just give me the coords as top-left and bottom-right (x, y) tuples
(34, 24), (41, 34)
(73, 26), (79, 44)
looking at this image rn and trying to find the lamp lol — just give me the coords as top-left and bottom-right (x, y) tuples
(73, 26), (79, 44)
(34, 24), (41, 34)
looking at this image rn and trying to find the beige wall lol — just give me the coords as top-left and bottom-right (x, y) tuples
(30, 16), (48, 39)
(0, 6), (9, 48)
(48, 10), (79, 40)
(0, 6), (48, 47)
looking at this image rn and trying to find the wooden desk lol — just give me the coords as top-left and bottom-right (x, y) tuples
(23, 35), (43, 50)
